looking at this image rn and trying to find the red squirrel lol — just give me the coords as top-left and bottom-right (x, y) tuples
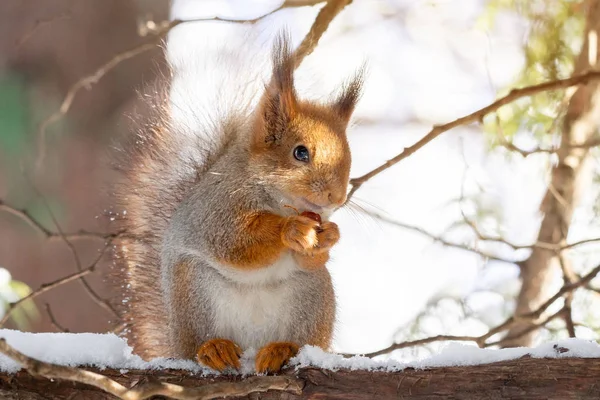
(114, 33), (362, 373)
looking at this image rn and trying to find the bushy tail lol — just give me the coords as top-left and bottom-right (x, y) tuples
(112, 25), (272, 359)
(112, 84), (198, 358)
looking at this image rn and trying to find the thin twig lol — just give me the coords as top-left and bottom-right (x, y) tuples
(0, 339), (303, 400)
(364, 209), (519, 264)
(0, 268), (93, 327)
(0, 199), (120, 241)
(15, 13), (71, 50)
(498, 137), (557, 157)
(0, 200), (52, 237)
(455, 210), (600, 253)
(484, 307), (567, 347)
(359, 335), (482, 358)
(496, 136), (600, 157)
(44, 303), (70, 333)
(557, 253), (577, 338)
(348, 69), (600, 200)
(1, 197), (123, 317)
(0, 241), (112, 327)
(360, 264), (600, 358)
(28, 185), (120, 319)
(34, 0), (327, 170)
(292, 0), (352, 69)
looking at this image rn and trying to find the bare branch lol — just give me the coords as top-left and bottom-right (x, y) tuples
(34, 0), (328, 170)
(15, 13), (71, 50)
(0, 339), (303, 400)
(358, 334), (481, 358)
(0, 199), (120, 241)
(484, 307), (567, 347)
(27, 185), (120, 320)
(364, 209), (519, 264)
(0, 200), (52, 237)
(557, 253), (577, 338)
(498, 137), (558, 157)
(0, 241), (112, 327)
(360, 264), (600, 358)
(348, 69), (600, 200)
(292, 0), (352, 68)
(456, 209), (600, 253)
(44, 303), (69, 333)
(0, 268), (92, 327)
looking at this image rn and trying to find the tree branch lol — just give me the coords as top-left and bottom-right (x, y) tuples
(0, 241), (111, 327)
(363, 209), (519, 264)
(34, 0), (329, 170)
(43, 303), (69, 333)
(292, 0), (352, 68)
(3, 351), (600, 398)
(15, 13), (71, 50)
(360, 264), (600, 358)
(0, 199), (120, 242)
(0, 339), (303, 400)
(348, 69), (600, 200)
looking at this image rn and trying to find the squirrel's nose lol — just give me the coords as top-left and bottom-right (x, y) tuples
(327, 190), (346, 206)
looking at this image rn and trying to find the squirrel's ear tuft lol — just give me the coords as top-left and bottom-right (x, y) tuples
(333, 68), (364, 126)
(259, 32), (298, 144)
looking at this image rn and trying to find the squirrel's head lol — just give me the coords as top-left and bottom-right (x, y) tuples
(250, 34), (363, 216)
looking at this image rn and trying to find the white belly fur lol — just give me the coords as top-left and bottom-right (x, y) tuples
(210, 252), (298, 349)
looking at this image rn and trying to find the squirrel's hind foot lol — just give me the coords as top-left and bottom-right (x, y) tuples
(255, 342), (299, 374)
(197, 338), (242, 372)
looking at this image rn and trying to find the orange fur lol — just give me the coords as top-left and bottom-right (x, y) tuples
(217, 213), (337, 270)
(197, 339), (242, 371)
(249, 36), (362, 212)
(255, 342), (300, 374)
(293, 251), (330, 270)
(215, 212), (286, 269)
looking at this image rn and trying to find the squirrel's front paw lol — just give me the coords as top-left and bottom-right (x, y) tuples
(314, 221), (340, 252)
(281, 216), (320, 253)
(197, 338), (242, 372)
(255, 342), (299, 374)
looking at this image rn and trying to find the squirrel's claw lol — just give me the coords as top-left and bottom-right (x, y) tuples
(314, 221), (340, 252)
(281, 216), (320, 252)
(197, 338), (242, 372)
(255, 342), (299, 374)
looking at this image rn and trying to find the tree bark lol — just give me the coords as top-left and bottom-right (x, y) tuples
(504, 0), (600, 347)
(2, 357), (600, 399)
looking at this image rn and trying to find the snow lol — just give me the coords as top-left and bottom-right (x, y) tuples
(0, 329), (202, 374)
(1, 330), (599, 374)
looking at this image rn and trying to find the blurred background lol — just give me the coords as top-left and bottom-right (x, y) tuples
(2, 0), (600, 362)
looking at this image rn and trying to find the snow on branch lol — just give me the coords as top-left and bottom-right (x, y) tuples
(0, 339), (302, 400)
(360, 264), (600, 358)
(1, 331), (600, 399)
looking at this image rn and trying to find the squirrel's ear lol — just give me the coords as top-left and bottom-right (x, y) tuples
(332, 68), (364, 126)
(260, 33), (298, 143)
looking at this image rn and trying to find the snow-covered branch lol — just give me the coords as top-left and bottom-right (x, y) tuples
(2, 334), (600, 399)
(362, 264), (600, 358)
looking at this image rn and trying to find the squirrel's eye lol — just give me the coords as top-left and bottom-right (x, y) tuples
(293, 145), (310, 163)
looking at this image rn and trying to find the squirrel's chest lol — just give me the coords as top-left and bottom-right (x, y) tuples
(210, 253), (299, 349)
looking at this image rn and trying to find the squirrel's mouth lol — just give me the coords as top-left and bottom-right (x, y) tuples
(298, 197), (337, 220)
(278, 192), (336, 219)
(299, 197), (325, 213)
